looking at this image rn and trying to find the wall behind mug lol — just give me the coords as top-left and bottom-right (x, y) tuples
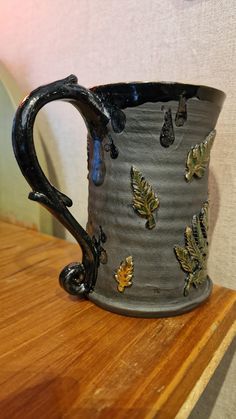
(0, 1), (235, 417)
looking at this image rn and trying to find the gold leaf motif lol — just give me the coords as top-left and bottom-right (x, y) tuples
(185, 130), (216, 182)
(174, 246), (195, 273)
(174, 202), (209, 296)
(131, 166), (159, 229)
(115, 256), (134, 293)
(185, 226), (203, 263)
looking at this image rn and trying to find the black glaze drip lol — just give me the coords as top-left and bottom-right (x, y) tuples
(110, 107), (126, 133)
(92, 226), (108, 265)
(160, 107), (175, 148)
(104, 134), (119, 159)
(175, 93), (187, 127)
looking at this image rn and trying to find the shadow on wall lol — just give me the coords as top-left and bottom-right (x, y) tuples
(189, 338), (236, 419)
(0, 62), (66, 239)
(25, 105), (69, 240)
(27, 75), (70, 239)
(38, 130), (67, 239)
(23, 78), (90, 242)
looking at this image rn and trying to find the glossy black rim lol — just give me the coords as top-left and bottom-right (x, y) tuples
(91, 81), (226, 109)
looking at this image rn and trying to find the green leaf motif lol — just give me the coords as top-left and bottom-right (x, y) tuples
(185, 130), (216, 182)
(192, 215), (207, 254)
(131, 166), (159, 229)
(200, 202), (209, 238)
(174, 246), (195, 273)
(185, 225), (203, 263)
(183, 269), (207, 296)
(174, 202), (209, 296)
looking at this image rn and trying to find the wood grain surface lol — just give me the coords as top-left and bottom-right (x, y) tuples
(0, 221), (235, 419)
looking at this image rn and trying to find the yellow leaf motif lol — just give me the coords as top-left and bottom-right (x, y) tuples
(115, 256), (134, 293)
(185, 130), (216, 182)
(131, 166), (159, 229)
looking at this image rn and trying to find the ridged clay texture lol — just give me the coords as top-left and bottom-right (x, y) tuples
(87, 99), (221, 317)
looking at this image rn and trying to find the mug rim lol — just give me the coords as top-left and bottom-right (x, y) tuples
(91, 81), (226, 109)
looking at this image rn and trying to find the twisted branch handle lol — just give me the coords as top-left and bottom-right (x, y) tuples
(12, 75), (110, 296)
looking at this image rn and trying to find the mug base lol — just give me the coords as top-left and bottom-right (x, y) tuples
(88, 277), (213, 318)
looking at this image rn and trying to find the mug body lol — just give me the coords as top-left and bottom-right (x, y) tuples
(87, 82), (225, 317)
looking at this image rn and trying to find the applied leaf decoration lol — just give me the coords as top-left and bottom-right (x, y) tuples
(174, 202), (209, 296)
(185, 130), (216, 182)
(115, 256), (134, 293)
(131, 166), (159, 229)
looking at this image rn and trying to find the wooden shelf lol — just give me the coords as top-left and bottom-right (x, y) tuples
(0, 221), (235, 419)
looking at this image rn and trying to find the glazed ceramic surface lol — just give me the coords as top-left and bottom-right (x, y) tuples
(12, 76), (225, 317)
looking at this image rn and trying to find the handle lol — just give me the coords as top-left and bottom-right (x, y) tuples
(12, 75), (110, 296)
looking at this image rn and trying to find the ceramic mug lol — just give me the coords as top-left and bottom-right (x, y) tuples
(12, 75), (225, 317)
